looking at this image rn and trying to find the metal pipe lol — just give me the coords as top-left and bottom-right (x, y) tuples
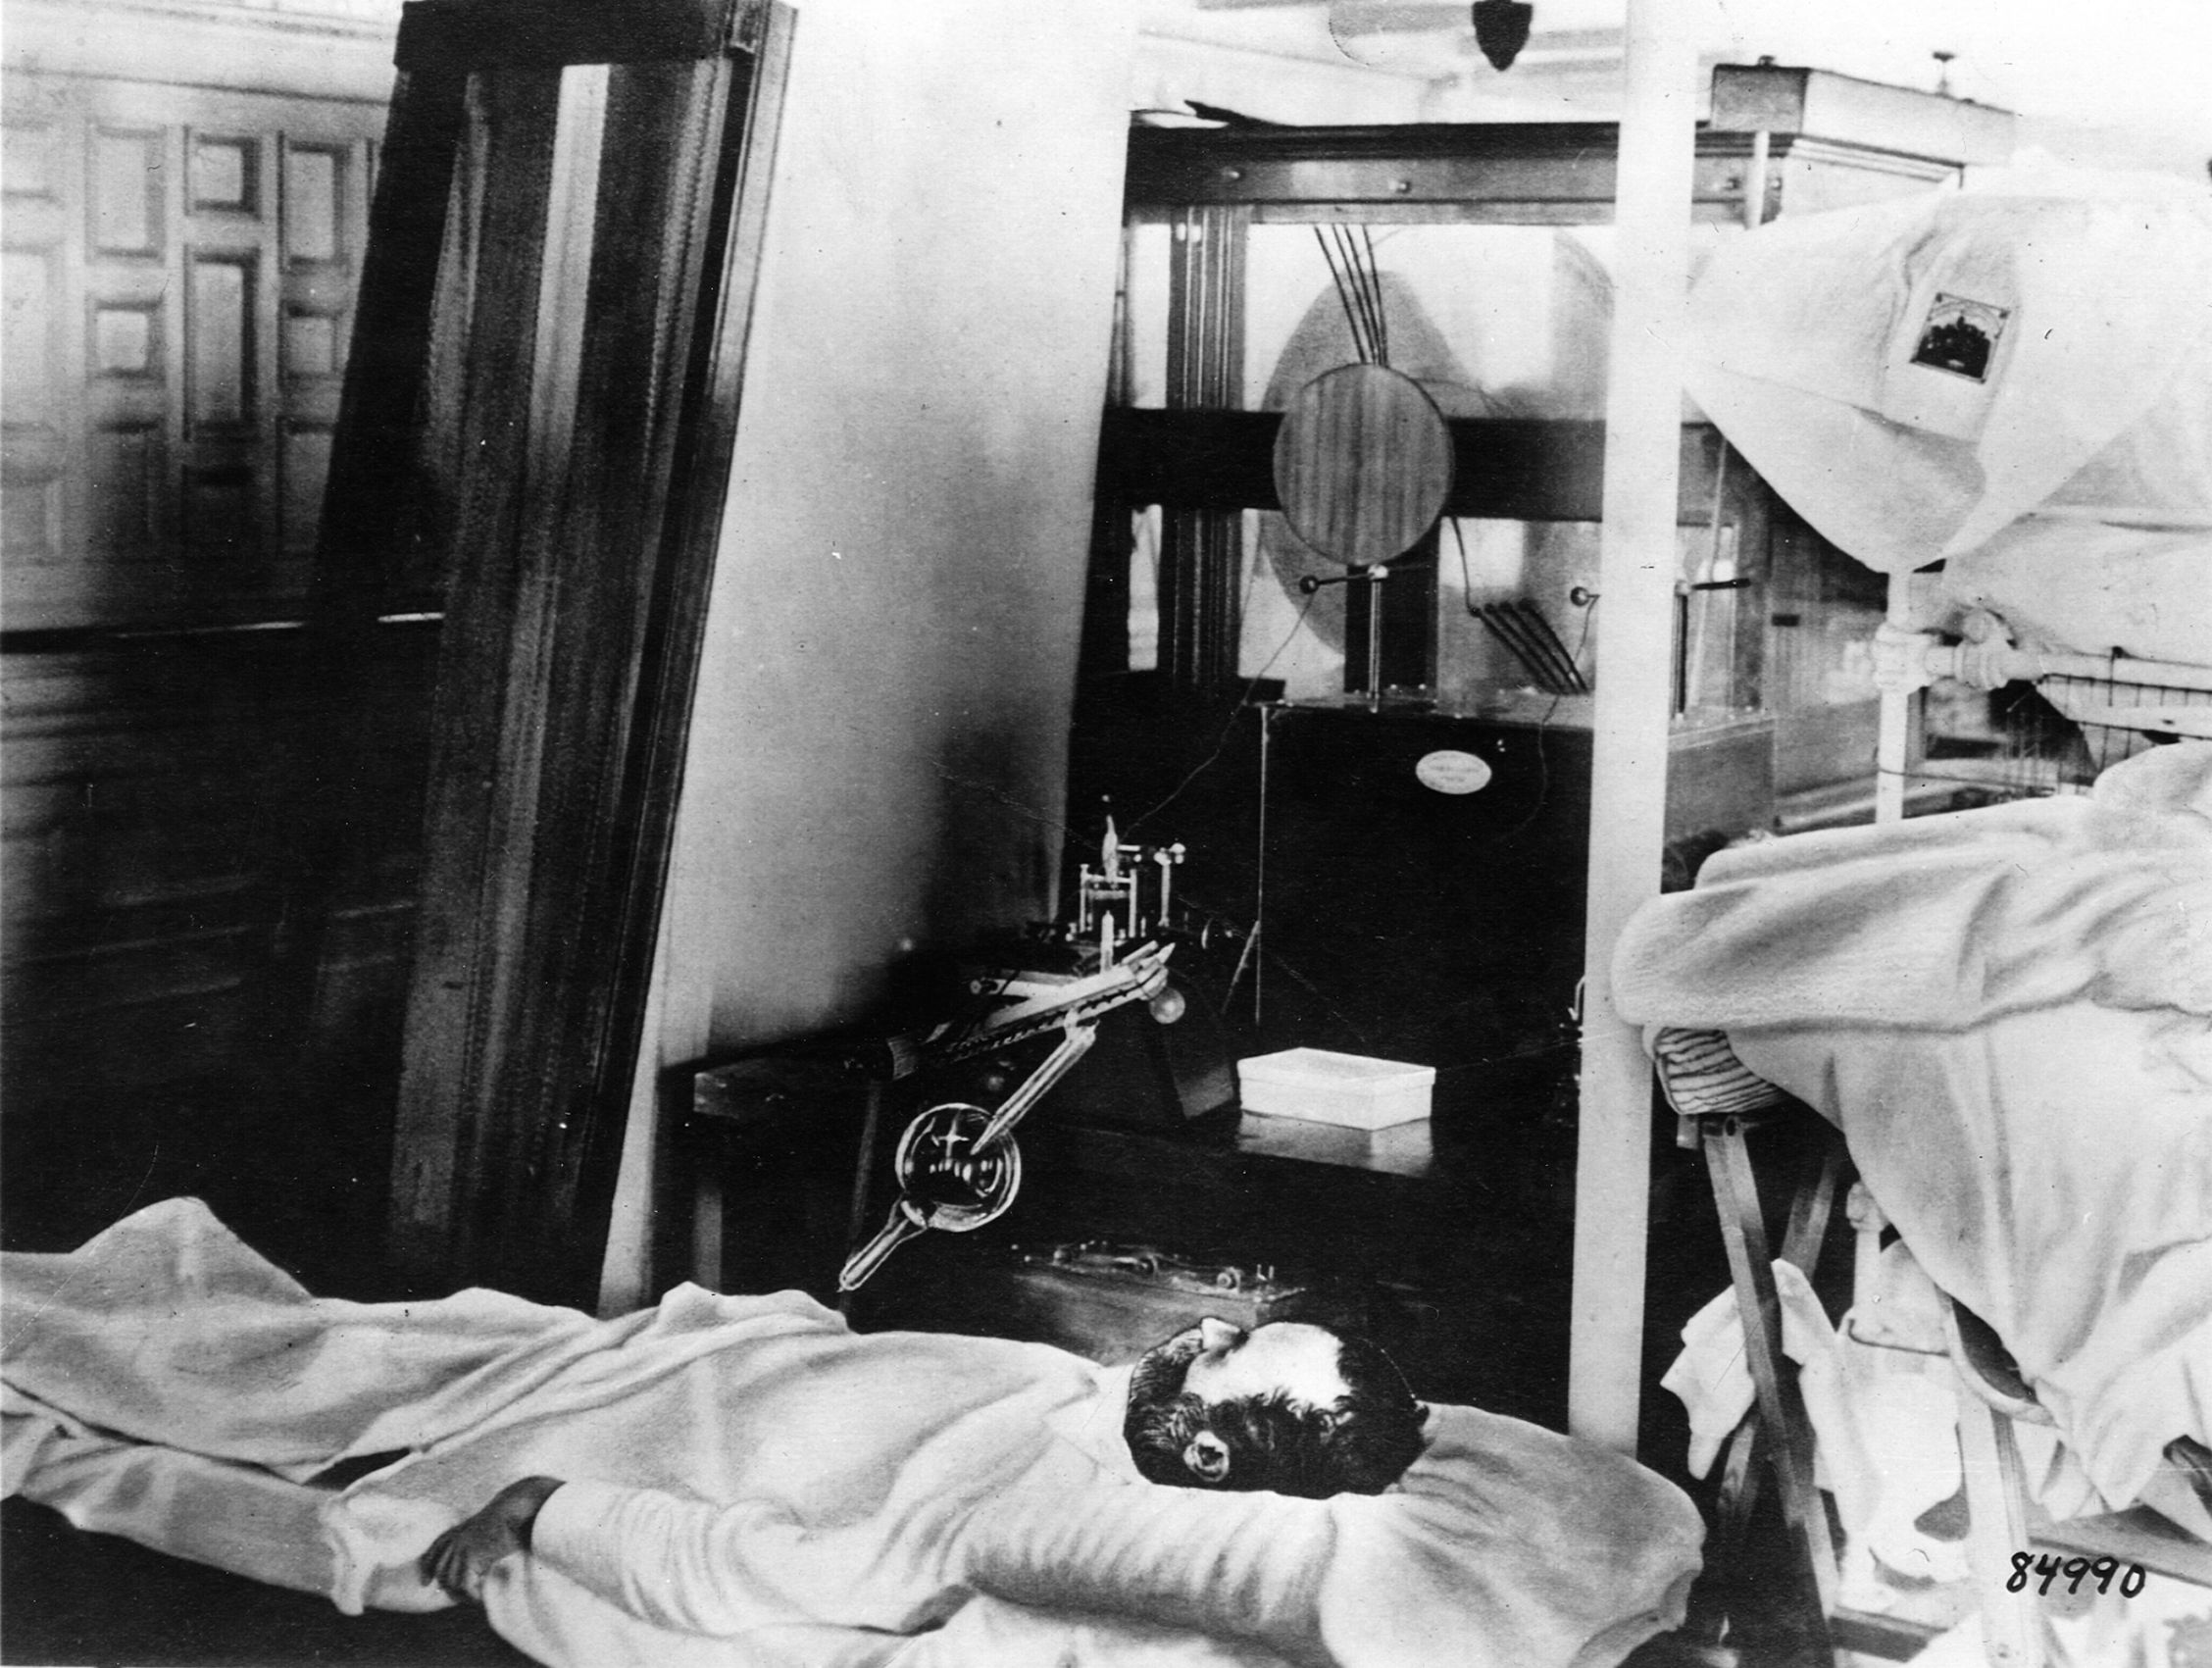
(1742, 128), (1771, 229)
(1874, 574), (1917, 824)
(1364, 566), (1386, 705)
(1254, 706), (1271, 1024)
(1568, 0), (1698, 1458)
(1934, 641), (2212, 696)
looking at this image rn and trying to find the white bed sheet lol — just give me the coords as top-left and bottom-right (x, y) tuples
(1731, 1004), (2211, 1513)
(3, 1199), (1700, 1668)
(1617, 743), (2212, 1514)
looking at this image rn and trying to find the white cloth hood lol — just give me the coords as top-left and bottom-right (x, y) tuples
(1684, 179), (2212, 661)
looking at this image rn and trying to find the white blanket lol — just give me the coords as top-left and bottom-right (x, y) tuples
(3, 1199), (1701, 1668)
(1615, 743), (2212, 1514)
(1684, 179), (2212, 668)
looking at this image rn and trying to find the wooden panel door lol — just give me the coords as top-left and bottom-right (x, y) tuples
(2, 68), (408, 1260)
(3, 75), (384, 632)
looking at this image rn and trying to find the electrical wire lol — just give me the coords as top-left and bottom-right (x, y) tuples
(1468, 603), (1544, 687)
(1333, 226), (1381, 365)
(1496, 592), (1599, 844)
(1313, 228), (1371, 364)
(1453, 522), (1550, 693)
(1311, 226), (1391, 369)
(1516, 599), (1589, 693)
(1360, 226), (1389, 367)
(1451, 524), (1589, 696)
(1127, 588), (1320, 835)
(1473, 603), (1578, 695)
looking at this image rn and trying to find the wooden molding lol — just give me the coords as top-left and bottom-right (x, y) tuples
(3, 0), (400, 103)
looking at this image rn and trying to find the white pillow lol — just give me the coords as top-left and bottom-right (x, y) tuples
(961, 1403), (1703, 1668)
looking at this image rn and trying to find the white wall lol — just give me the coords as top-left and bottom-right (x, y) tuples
(1131, 28), (1435, 126)
(3, 0), (400, 100)
(599, 0), (1134, 1309)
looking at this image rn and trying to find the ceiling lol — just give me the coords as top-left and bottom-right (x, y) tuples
(1133, 0), (2212, 180)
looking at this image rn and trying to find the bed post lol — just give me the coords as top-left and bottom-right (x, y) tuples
(1566, 0), (1698, 1456)
(1874, 572), (1921, 824)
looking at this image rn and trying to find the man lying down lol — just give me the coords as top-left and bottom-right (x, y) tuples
(3, 1199), (1704, 1668)
(417, 1314), (1426, 1606)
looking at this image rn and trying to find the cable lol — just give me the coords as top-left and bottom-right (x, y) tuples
(1313, 228), (1371, 364)
(1469, 603), (1544, 688)
(1360, 225), (1389, 367)
(1332, 227), (1375, 364)
(1496, 592), (1598, 843)
(1515, 599), (1589, 693)
(1474, 603), (1575, 695)
(1127, 588), (1319, 834)
(1454, 524), (1568, 696)
(1331, 227), (1374, 363)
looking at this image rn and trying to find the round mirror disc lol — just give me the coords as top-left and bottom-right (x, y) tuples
(1271, 363), (1454, 568)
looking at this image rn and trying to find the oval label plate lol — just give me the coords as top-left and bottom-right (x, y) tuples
(1415, 749), (1491, 795)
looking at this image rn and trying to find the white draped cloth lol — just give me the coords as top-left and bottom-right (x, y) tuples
(1685, 177), (2212, 669)
(1617, 744), (2212, 1518)
(4, 1198), (1702, 1668)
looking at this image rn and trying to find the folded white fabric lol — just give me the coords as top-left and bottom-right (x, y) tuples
(1663, 1261), (1834, 1482)
(1662, 1257), (1968, 1592)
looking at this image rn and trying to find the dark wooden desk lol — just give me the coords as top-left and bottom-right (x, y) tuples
(683, 1053), (1577, 1412)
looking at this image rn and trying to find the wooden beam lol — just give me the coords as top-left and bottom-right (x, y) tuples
(1101, 409), (1726, 525)
(1707, 1119), (1839, 1637)
(1567, 0), (1697, 1459)
(1125, 121), (1789, 224)
(395, 0), (748, 73)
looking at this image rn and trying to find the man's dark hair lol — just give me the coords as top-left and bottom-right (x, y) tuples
(1126, 1329), (1429, 1498)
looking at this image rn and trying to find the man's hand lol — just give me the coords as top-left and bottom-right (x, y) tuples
(420, 1476), (567, 1603)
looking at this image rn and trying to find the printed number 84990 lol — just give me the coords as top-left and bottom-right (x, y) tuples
(2007, 1552), (2147, 1597)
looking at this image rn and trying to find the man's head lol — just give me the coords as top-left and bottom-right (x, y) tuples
(1123, 1317), (1428, 1498)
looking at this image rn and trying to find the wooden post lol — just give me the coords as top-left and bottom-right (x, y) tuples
(1707, 1118), (1840, 1638)
(1875, 572), (1917, 824)
(376, 1), (797, 1300)
(1567, 0), (1698, 1455)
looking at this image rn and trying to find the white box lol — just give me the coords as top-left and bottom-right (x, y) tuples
(1235, 1047), (1434, 1131)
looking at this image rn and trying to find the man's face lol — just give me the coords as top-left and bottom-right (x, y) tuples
(1127, 1318), (1349, 1427)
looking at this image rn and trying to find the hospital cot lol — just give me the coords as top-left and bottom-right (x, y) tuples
(1654, 1028), (2212, 1667)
